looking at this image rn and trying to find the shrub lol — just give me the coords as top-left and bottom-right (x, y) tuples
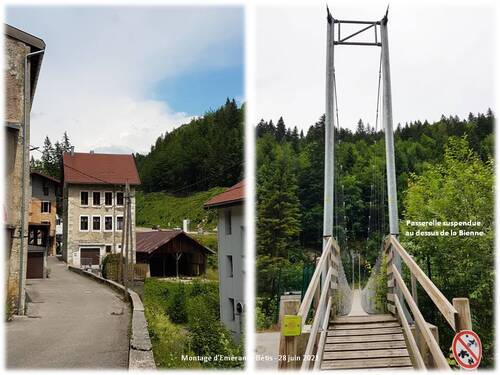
(166, 283), (188, 324)
(374, 254), (388, 313)
(186, 294), (243, 368)
(145, 307), (199, 369)
(102, 254), (125, 280)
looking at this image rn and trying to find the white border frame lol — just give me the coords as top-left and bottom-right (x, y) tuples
(104, 191), (114, 207)
(80, 190), (90, 207)
(115, 191), (124, 206)
(91, 191), (102, 207)
(115, 215), (124, 232)
(103, 215), (114, 232)
(91, 215), (101, 232)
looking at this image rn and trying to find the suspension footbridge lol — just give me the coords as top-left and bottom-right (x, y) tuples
(278, 8), (473, 371)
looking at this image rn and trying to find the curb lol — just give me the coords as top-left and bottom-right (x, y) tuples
(68, 266), (156, 370)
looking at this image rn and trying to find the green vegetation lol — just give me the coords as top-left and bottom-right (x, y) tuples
(144, 278), (243, 369)
(136, 188), (225, 231)
(256, 110), (494, 367)
(135, 99), (244, 194)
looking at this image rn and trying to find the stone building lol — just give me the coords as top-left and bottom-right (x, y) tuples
(204, 180), (245, 344)
(4, 24), (45, 313)
(62, 151), (140, 268)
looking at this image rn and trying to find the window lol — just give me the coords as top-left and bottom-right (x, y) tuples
(56, 217), (61, 225)
(104, 216), (113, 231)
(92, 192), (101, 206)
(105, 245), (112, 253)
(225, 210), (232, 235)
(92, 216), (101, 231)
(105, 192), (113, 206)
(80, 216), (89, 231)
(226, 255), (233, 278)
(116, 216), (124, 231)
(228, 298), (235, 321)
(116, 192), (124, 206)
(80, 191), (89, 206)
(41, 201), (51, 213)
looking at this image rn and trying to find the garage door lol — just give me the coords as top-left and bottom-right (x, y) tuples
(80, 248), (100, 266)
(27, 252), (44, 279)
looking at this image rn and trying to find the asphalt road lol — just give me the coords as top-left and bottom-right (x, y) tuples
(6, 256), (130, 369)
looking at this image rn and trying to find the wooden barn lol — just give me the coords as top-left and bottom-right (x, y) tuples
(136, 230), (214, 277)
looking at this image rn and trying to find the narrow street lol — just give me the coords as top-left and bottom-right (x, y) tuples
(7, 257), (130, 369)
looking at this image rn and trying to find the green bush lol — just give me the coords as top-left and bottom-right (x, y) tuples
(102, 253), (125, 280)
(145, 307), (199, 369)
(166, 283), (188, 324)
(373, 254), (388, 313)
(186, 294), (243, 368)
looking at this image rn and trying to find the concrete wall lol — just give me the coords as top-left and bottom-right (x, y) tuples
(217, 204), (244, 344)
(63, 184), (136, 267)
(5, 36), (30, 313)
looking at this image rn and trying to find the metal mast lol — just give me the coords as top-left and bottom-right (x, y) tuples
(323, 8), (335, 280)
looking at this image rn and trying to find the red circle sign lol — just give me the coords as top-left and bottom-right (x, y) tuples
(452, 330), (482, 369)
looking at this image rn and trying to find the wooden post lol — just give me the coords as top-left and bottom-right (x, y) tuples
(410, 322), (439, 368)
(278, 297), (301, 369)
(453, 298), (472, 331)
(313, 257), (320, 315)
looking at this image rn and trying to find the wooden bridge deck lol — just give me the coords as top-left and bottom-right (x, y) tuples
(321, 314), (414, 370)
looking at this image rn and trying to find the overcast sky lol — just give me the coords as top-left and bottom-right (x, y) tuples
(6, 6), (243, 155)
(256, 2), (495, 133)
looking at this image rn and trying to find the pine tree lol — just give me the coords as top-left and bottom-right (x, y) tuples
(275, 117), (286, 143)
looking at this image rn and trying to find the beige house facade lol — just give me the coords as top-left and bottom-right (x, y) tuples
(62, 152), (140, 268)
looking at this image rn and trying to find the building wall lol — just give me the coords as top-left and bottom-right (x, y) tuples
(63, 184), (136, 267)
(29, 175), (58, 255)
(217, 204), (244, 344)
(5, 36), (30, 313)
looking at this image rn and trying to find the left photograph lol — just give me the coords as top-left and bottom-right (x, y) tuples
(4, 5), (245, 370)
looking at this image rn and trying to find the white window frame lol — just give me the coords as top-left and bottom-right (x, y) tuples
(80, 191), (89, 207)
(41, 201), (51, 213)
(116, 191), (124, 206)
(79, 215), (90, 232)
(116, 215), (124, 232)
(92, 191), (102, 207)
(104, 191), (113, 207)
(91, 215), (101, 232)
(104, 215), (113, 232)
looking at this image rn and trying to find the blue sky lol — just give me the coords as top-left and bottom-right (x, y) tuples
(6, 6), (244, 154)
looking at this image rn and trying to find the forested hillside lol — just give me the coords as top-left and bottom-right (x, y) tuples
(256, 110), (494, 366)
(135, 99), (244, 194)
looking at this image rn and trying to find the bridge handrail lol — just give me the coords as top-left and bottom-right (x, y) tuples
(297, 236), (335, 326)
(387, 235), (458, 330)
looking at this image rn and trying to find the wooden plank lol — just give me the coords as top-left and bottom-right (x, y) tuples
(324, 340), (407, 352)
(392, 265), (450, 370)
(387, 293), (395, 302)
(387, 279), (395, 288)
(313, 296), (333, 370)
(390, 236), (457, 330)
(323, 348), (409, 360)
(326, 333), (405, 344)
(328, 327), (403, 336)
(453, 298), (472, 331)
(330, 322), (400, 330)
(321, 357), (412, 370)
(333, 314), (396, 324)
(394, 294), (426, 369)
(301, 267), (333, 370)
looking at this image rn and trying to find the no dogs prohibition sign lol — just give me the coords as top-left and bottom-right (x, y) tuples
(452, 330), (482, 369)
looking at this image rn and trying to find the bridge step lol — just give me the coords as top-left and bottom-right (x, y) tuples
(321, 315), (413, 370)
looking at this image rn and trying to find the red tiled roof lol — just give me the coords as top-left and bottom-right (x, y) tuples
(136, 230), (214, 254)
(63, 152), (141, 185)
(204, 180), (245, 208)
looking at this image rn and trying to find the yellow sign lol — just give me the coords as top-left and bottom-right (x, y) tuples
(282, 315), (302, 336)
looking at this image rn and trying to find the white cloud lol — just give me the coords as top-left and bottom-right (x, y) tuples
(256, 3), (494, 132)
(7, 6), (242, 154)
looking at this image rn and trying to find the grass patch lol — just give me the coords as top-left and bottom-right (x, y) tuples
(136, 188), (226, 231)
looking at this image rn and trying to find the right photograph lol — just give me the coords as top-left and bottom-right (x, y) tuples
(254, 3), (494, 371)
